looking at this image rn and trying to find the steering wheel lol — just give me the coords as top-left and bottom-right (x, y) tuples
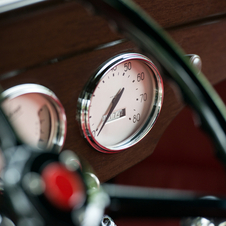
(79, 0), (226, 162)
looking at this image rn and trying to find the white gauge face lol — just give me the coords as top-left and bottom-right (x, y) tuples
(1, 84), (67, 152)
(78, 53), (164, 153)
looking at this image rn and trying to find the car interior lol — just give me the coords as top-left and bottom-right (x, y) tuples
(0, 1), (226, 226)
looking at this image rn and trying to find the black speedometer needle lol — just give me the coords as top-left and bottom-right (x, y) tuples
(97, 87), (125, 136)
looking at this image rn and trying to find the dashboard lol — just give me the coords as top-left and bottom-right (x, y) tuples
(0, 0), (226, 184)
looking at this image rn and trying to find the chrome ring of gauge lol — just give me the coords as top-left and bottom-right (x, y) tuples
(77, 53), (164, 153)
(0, 83), (67, 152)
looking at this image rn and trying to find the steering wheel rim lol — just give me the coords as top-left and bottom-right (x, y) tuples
(80, 0), (226, 164)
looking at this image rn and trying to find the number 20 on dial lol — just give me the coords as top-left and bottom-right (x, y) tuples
(77, 53), (164, 153)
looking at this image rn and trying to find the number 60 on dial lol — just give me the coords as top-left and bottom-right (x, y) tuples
(77, 53), (164, 153)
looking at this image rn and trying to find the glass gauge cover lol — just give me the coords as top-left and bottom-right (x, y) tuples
(77, 53), (164, 153)
(1, 84), (67, 152)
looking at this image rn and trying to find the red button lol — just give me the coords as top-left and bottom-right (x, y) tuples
(41, 162), (86, 211)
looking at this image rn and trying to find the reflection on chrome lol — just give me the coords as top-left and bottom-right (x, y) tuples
(182, 217), (226, 226)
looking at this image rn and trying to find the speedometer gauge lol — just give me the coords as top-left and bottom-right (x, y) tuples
(1, 84), (67, 152)
(77, 53), (164, 153)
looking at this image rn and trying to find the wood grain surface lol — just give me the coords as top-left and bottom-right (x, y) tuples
(135, 0), (226, 28)
(0, 0), (225, 182)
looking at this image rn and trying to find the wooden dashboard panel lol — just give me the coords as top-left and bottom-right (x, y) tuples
(1, 0), (226, 75)
(0, 0), (226, 182)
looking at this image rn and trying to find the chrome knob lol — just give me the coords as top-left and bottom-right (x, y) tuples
(187, 54), (202, 74)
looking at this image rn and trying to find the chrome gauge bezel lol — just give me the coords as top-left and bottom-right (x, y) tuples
(1, 84), (67, 152)
(77, 53), (164, 153)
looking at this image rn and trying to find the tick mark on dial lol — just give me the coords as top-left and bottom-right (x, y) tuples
(132, 80), (135, 83)
(40, 119), (45, 124)
(103, 80), (105, 83)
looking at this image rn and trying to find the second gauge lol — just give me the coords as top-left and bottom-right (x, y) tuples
(78, 53), (164, 153)
(1, 84), (67, 152)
